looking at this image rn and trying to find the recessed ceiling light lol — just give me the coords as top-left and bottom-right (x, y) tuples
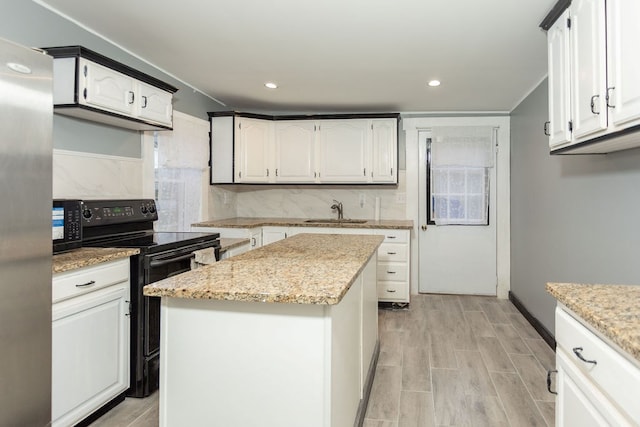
(265, 82), (278, 89)
(428, 80), (441, 87)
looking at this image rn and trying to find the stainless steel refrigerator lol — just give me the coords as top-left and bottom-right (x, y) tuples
(0, 37), (53, 425)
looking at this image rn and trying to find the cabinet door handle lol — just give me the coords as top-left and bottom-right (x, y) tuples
(543, 121), (550, 136)
(75, 280), (96, 288)
(546, 370), (558, 395)
(606, 87), (616, 108)
(572, 347), (597, 365)
(387, 252), (397, 255)
(387, 236), (397, 239)
(127, 91), (135, 105)
(275, 169), (278, 177)
(590, 95), (600, 115)
(386, 289), (397, 293)
(266, 169), (269, 177)
(141, 95), (148, 108)
(251, 237), (256, 247)
(363, 168), (366, 176)
(386, 271), (397, 274)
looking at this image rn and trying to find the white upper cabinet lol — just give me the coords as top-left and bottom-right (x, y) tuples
(47, 46), (176, 131)
(136, 81), (173, 126)
(318, 119), (369, 183)
(209, 113), (398, 184)
(81, 59), (136, 116)
(235, 117), (273, 183)
(570, 0), (608, 141)
(607, 0), (640, 128)
(547, 10), (572, 148)
(274, 121), (317, 183)
(546, 0), (640, 154)
(371, 119), (397, 183)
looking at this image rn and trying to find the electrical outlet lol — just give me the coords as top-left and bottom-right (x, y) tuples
(359, 193), (366, 208)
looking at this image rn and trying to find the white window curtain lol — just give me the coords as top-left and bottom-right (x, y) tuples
(430, 126), (494, 226)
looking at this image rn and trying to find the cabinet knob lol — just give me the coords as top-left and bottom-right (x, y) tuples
(421, 225), (427, 231)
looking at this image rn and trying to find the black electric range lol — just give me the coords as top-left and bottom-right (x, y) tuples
(81, 199), (220, 397)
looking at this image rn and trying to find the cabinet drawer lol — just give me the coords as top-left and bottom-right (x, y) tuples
(53, 259), (129, 303)
(377, 243), (407, 262)
(377, 281), (409, 302)
(377, 263), (407, 282)
(375, 229), (408, 243)
(556, 307), (640, 422)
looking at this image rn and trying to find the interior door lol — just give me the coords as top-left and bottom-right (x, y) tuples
(418, 131), (497, 295)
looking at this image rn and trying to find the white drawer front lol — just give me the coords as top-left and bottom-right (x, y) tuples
(377, 263), (407, 282)
(375, 229), (408, 243)
(556, 307), (640, 422)
(377, 243), (407, 262)
(377, 281), (409, 301)
(53, 259), (129, 303)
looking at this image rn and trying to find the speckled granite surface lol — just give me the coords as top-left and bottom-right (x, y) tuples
(53, 247), (139, 274)
(219, 237), (250, 252)
(144, 233), (384, 305)
(547, 282), (640, 363)
(192, 217), (413, 230)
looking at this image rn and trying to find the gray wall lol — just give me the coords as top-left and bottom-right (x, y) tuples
(1, 0), (225, 157)
(510, 78), (640, 335)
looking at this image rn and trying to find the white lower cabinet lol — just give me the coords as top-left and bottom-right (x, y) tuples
(555, 306), (640, 426)
(52, 259), (130, 427)
(261, 226), (290, 245)
(375, 229), (410, 303)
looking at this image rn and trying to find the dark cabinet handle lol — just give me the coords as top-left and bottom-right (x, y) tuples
(141, 95), (148, 108)
(544, 121), (550, 136)
(127, 91), (135, 104)
(387, 252), (397, 255)
(590, 95), (600, 115)
(546, 370), (558, 395)
(386, 289), (397, 293)
(606, 87), (616, 108)
(386, 271), (397, 274)
(573, 347), (597, 365)
(75, 280), (96, 288)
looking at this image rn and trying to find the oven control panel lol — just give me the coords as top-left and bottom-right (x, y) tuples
(82, 199), (158, 227)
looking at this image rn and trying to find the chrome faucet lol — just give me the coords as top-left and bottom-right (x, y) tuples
(330, 199), (344, 220)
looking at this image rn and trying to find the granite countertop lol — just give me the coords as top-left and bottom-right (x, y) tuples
(144, 233), (384, 305)
(53, 247), (140, 274)
(219, 237), (250, 252)
(192, 217), (413, 230)
(547, 282), (640, 363)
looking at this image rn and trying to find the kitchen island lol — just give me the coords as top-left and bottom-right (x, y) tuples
(144, 233), (383, 427)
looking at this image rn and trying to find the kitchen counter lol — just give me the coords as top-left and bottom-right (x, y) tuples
(546, 282), (640, 363)
(52, 247), (140, 274)
(192, 216), (413, 230)
(144, 233), (384, 304)
(152, 232), (381, 426)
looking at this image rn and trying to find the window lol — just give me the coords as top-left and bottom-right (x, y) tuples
(426, 126), (495, 226)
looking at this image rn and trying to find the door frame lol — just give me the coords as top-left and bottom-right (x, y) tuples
(403, 116), (511, 298)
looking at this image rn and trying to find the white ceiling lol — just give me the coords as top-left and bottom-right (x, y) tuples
(36, 0), (556, 113)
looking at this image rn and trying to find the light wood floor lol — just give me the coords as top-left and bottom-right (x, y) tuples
(90, 294), (556, 427)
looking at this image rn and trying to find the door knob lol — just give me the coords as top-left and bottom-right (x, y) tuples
(421, 225), (427, 231)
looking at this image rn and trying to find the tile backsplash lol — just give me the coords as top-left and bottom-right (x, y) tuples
(220, 171), (407, 220)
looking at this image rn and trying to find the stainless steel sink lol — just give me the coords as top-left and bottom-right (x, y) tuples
(303, 219), (368, 224)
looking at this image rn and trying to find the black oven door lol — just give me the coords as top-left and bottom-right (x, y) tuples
(143, 249), (195, 356)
